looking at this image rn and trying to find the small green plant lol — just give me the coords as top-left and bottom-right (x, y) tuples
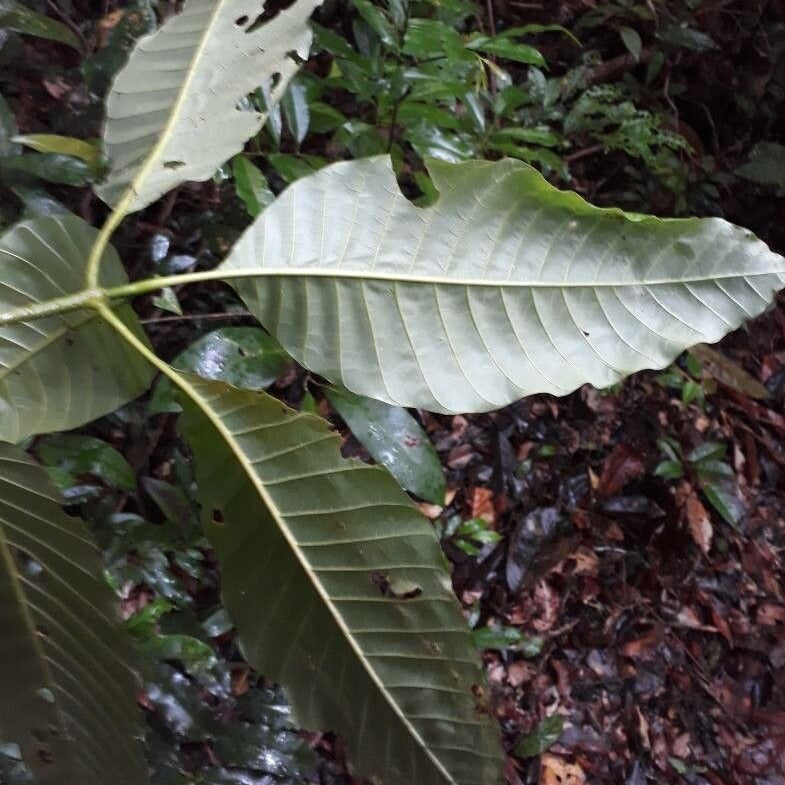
(655, 438), (743, 526)
(0, 2), (781, 783)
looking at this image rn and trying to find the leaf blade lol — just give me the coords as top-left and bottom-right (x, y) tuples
(96, 0), (322, 212)
(217, 155), (785, 414)
(0, 215), (154, 442)
(0, 444), (146, 784)
(177, 375), (503, 785)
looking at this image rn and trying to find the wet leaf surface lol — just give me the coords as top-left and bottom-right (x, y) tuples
(326, 384), (446, 504)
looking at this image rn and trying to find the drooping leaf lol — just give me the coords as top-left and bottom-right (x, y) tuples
(12, 134), (102, 168)
(96, 0), (322, 212)
(0, 215), (154, 442)
(325, 384), (445, 504)
(0, 5), (81, 50)
(218, 155), (785, 414)
(0, 443), (146, 784)
(177, 375), (503, 785)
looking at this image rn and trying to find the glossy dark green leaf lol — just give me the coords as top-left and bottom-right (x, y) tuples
(308, 101), (347, 133)
(350, 0), (396, 47)
(0, 153), (92, 186)
(702, 482), (744, 528)
(397, 102), (462, 130)
(36, 433), (136, 490)
(281, 78), (310, 147)
(405, 122), (476, 162)
(151, 327), (292, 415)
(0, 7), (81, 50)
(176, 327), (291, 390)
(325, 384), (446, 504)
(465, 35), (545, 66)
(268, 153), (327, 182)
(212, 722), (314, 777)
(513, 715), (564, 758)
(232, 156), (274, 218)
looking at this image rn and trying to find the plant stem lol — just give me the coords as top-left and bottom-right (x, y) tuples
(0, 288), (102, 327)
(84, 188), (136, 288)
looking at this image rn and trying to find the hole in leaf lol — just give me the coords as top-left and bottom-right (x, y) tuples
(212, 509), (225, 525)
(371, 572), (422, 600)
(163, 160), (186, 170)
(235, 14), (249, 25)
(245, 0), (297, 32)
(285, 48), (304, 65)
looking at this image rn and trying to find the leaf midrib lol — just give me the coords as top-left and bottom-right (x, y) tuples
(218, 266), (785, 288)
(119, 0), (226, 200)
(184, 377), (456, 785)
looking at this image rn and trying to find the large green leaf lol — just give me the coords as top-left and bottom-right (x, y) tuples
(178, 375), (503, 785)
(96, 0), (322, 211)
(0, 216), (153, 442)
(0, 444), (146, 784)
(219, 155), (785, 414)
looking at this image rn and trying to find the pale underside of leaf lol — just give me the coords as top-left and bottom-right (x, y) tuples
(218, 155), (785, 414)
(96, 0), (322, 212)
(177, 374), (503, 785)
(0, 216), (154, 443)
(0, 444), (146, 784)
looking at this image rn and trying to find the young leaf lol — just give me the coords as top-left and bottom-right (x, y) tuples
(96, 0), (322, 212)
(217, 155), (785, 414)
(0, 444), (146, 784)
(0, 216), (154, 442)
(177, 375), (503, 785)
(325, 384), (446, 504)
(513, 715), (564, 758)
